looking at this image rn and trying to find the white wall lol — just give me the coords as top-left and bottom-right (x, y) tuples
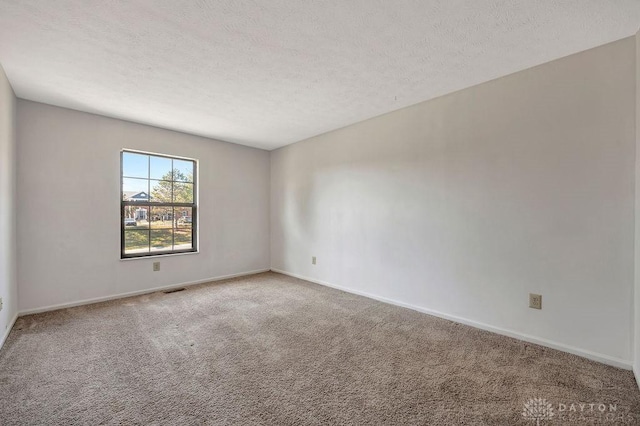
(271, 37), (636, 366)
(17, 101), (270, 312)
(634, 30), (640, 379)
(0, 64), (17, 344)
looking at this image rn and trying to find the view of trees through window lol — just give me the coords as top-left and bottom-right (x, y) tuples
(121, 151), (197, 257)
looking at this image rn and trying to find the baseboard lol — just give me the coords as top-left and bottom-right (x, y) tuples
(0, 313), (18, 351)
(18, 268), (271, 316)
(271, 268), (632, 370)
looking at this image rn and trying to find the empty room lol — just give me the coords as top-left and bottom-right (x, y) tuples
(2, 1), (640, 424)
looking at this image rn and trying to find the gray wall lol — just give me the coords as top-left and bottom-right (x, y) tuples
(271, 37), (636, 366)
(0, 63), (17, 344)
(635, 30), (640, 380)
(17, 101), (271, 312)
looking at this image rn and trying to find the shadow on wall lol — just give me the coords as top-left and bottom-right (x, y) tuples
(270, 40), (635, 363)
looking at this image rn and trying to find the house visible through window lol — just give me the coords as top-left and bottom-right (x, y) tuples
(121, 150), (197, 258)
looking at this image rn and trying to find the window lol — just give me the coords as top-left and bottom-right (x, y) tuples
(121, 150), (197, 258)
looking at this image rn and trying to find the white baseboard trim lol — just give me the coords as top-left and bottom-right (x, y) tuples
(0, 313), (18, 351)
(634, 366), (640, 391)
(18, 268), (271, 316)
(271, 268), (632, 370)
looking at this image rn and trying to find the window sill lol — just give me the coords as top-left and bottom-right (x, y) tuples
(120, 251), (199, 261)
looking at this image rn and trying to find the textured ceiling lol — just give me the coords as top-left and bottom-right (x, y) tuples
(0, 1), (639, 150)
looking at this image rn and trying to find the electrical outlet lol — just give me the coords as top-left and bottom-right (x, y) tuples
(312, 256), (316, 265)
(153, 262), (160, 272)
(529, 293), (542, 310)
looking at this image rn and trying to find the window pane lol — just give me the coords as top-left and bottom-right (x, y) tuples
(175, 208), (193, 250)
(150, 207), (173, 228)
(123, 206), (150, 229)
(124, 230), (150, 254)
(150, 229), (173, 252)
(173, 182), (193, 203)
(174, 228), (192, 251)
(122, 152), (148, 178)
(150, 180), (172, 203)
(175, 207), (192, 223)
(174, 159), (194, 182)
(122, 178), (149, 202)
(150, 155), (172, 180)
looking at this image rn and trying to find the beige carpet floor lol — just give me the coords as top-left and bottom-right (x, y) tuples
(0, 272), (639, 425)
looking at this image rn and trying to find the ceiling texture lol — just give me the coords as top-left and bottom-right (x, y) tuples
(0, 1), (639, 150)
